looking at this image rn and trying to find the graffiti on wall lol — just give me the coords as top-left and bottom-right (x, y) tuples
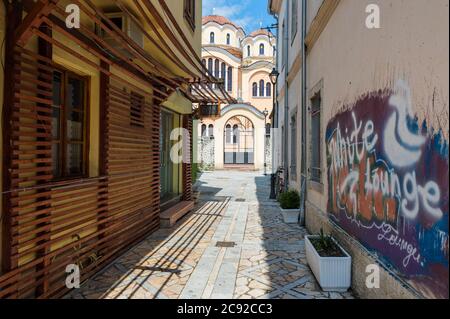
(326, 80), (449, 299)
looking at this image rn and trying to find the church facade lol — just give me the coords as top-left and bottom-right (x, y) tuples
(198, 15), (276, 170)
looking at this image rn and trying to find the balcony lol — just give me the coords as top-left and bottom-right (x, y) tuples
(198, 104), (221, 118)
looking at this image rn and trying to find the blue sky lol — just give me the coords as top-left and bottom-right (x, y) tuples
(202, 0), (276, 34)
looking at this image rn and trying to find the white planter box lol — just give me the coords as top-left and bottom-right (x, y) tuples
(281, 208), (300, 224)
(305, 235), (352, 292)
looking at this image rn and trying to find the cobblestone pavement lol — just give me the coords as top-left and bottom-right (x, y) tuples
(66, 171), (355, 299)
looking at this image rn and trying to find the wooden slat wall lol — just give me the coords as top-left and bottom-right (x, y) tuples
(0, 45), (162, 298)
(182, 115), (193, 201)
(105, 79), (160, 241)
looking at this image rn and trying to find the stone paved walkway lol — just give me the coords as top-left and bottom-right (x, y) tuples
(66, 171), (355, 299)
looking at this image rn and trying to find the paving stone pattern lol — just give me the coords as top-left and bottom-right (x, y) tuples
(66, 171), (355, 299)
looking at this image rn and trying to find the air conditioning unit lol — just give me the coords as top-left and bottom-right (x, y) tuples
(95, 11), (144, 59)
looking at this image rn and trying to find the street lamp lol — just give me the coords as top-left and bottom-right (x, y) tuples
(269, 68), (279, 200)
(269, 68), (279, 86)
(263, 108), (269, 176)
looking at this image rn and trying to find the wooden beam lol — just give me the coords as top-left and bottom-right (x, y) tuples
(14, 0), (58, 47)
(35, 21), (53, 296)
(2, 0), (22, 275)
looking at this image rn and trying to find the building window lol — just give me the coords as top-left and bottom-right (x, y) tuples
(226, 124), (232, 144)
(130, 91), (145, 128)
(290, 113), (297, 180)
(247, 45), (251, 57)
(202, 58), (206, 72)
(226, 33), (231, 45)
(207, 58), (213, 74)
(259, 80), (265, 97)
(310, 92), (322, 183)
(210, 32), (215, 44)
(273, 45), (276, 56)
(227, 66), (233, 92)
(266, 82), (271, 97)
(208, 124), (214, 137)
(214, 59), (220, 79)
(259, 43), (265, 55)
(252, 82), (258, 97)
(221, 62), (226, 81)
(184, 0), (196, 30)
(233, 124), (239, 144)
(291, 0), (298, 43)
(52, 69), (88, 179)
(201, 124), (207, 137)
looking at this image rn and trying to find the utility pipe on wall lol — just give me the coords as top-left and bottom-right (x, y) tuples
(300, 0), (308, 225)
(283, 0), (290, 191)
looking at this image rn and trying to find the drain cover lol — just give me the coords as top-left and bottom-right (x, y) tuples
(235, 198), (246, 202)
(216, 241), (236, 248)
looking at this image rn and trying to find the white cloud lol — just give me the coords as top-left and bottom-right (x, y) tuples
(203, 0), (251, 25)
(202, 0), (272, 33)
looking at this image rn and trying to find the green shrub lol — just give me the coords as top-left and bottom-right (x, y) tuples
(278, 189), (300, 209)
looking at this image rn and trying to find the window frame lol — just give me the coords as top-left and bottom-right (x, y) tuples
(51, 67), (90, 181)
(259, 79), (265, 97)
(210, 32), (215, 44)
(259, 43), (265, 56)
(252, 82), (258, 97)
(266, 82), (272, 97)
(184, 0), (196, 31)
(227, 66), (233, 92)
(291, 0), (298, 44)
(309, 80), (324, 188)
(208, 124), (214, 138)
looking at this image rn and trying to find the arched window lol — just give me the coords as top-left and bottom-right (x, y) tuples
(210, 32), (215, 44)
(252, 82), (258, 97)
(247, 45), (251, 57)
(208, 124), (214, 137)
(202, 59), (207, 75)
(259, 43), (265, 55)
(259, 80), (265, 97)
(214, 59), (220, 78)
(233, 124), (239, 144)
(225, 124), (232, 144)
(227, 66), (233, 92)
(221, 62), (226, 81)
(273, 45), (276, 56)
(201, 124), (207, 137)
(207, 58), (213, 74)
(226, 33), (231, 45)
(266, 82), (272, 97)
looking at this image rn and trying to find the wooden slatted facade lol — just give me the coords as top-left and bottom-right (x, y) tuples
(0, 0), (221, 299)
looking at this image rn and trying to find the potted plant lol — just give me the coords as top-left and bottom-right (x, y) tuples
(278, 189), (300, 224)
(305, 229), (352, 292)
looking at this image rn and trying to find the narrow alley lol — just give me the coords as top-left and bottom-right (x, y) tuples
(67, 171), (354, 299)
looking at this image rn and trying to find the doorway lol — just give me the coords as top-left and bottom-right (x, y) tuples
(223, 115), (255, 165)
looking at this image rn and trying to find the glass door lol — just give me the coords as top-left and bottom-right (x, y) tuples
(160, 111), (173, 202)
